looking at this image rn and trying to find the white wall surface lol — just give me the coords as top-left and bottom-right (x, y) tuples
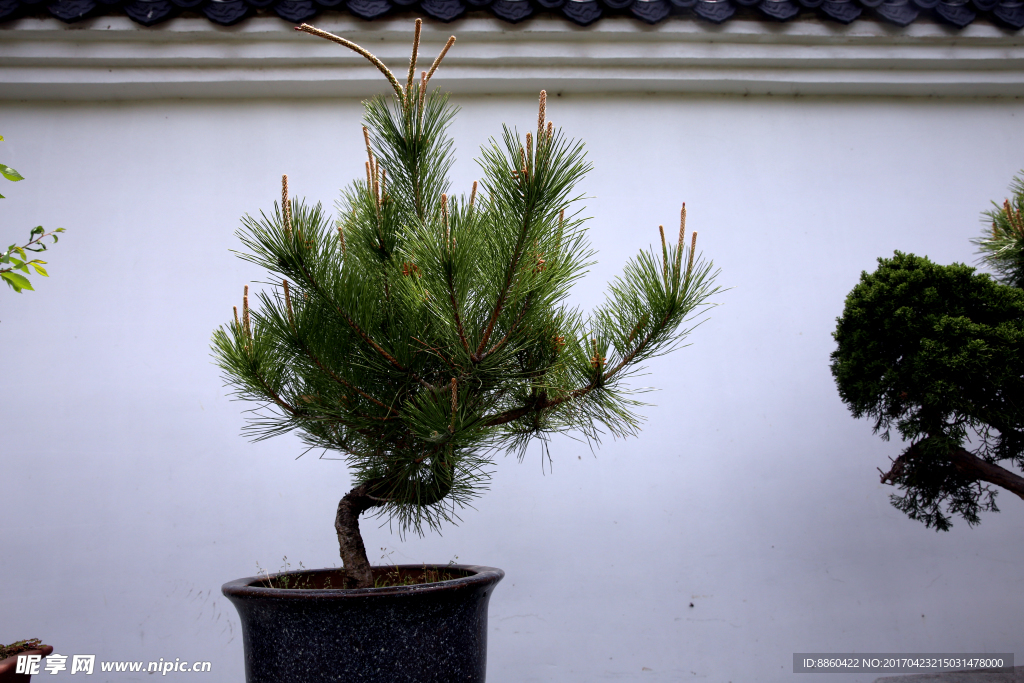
(2, 77), (1024, 682)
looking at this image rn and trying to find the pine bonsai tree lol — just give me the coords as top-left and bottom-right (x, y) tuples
(831, 252), (1024, 530)
(213, 21), (720, 588)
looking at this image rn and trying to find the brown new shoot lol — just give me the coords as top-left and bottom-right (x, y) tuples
(283, 279), (295, 329)
(589, 339), (606, 370)
(295, 24), (405, 101)
(282, 174), (292, 238)
(424, 35), (456, 85)
(406, 18), (422, 97)
(242, 285), (251, 339)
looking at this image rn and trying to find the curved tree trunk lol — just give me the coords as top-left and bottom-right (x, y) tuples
(335, 483), (381, 589)
(335, 460), (455, 589)
(948, 447), (1024, 501)
(880, 443), (1024, 502)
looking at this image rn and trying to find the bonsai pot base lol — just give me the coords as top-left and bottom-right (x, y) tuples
(222, 564), (503, 683)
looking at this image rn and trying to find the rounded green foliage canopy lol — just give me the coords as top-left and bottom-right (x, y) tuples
(831, 251), (1024, 530)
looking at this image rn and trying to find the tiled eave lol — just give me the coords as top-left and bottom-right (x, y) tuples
(1, 0), (1023, 30)
(1, 15), (1023, 99)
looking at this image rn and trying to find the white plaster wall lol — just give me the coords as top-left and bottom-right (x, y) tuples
(2, 91), (1023, 683)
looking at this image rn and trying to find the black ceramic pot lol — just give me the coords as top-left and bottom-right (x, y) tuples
(222, 564), (503, 683)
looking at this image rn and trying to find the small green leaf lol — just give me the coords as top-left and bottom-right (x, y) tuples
(0, 135), (5, 142)
(30, 226), (43, 236)
(55, 228), (65, 233)
(0, 192), (5, 199)
(31, 263), (48, 277)
(1, 271), (32, 291)
(0, 164), (24, 182)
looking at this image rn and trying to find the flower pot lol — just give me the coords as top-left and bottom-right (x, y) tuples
(222, 564), (503, 683)
(0, 645), (53, 683)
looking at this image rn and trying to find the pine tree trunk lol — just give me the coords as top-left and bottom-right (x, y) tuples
(335, 483), (380, 589)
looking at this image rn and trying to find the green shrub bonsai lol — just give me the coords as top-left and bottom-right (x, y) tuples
(213, 21), (720, 588)
(831, 251), (1024, 530)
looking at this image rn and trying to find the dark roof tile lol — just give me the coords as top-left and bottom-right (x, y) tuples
(123, 0), (176, 23)
(875, 0), (918, 24)
(490, 0), (533, 20)
(346, 0), (392, 17)
(629, 0), (668, 20)
(692, 0), (736, 21)
(275, 0), (317, 20)
(0, 0), (21, 19)
(758, 0), (800, 19)
(422, 0), (466, 20)
(562, 0), (600, 22)
(203, 0), (250, 22)
(993, 0), (1023, 27)
(47, 0), (95, 20)
(820, 0), (861, 21)
(934, 0), (975, 24)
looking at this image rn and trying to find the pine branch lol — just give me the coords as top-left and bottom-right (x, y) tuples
(283, 230), (435, 391)
(447, 281), (472, 354)
(479, 294), (533, 361)
(475, 206), (533, 358)
(252, 368), (302, 417)
(295, 336), (396, 416)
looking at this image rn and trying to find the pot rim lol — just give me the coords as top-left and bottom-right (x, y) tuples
(222, 563), (503, 600)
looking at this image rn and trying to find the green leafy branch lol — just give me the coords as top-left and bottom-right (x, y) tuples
(2, 134), (66, 294)
(0, 134), (25, 198)
(1, 226), (65, 292)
